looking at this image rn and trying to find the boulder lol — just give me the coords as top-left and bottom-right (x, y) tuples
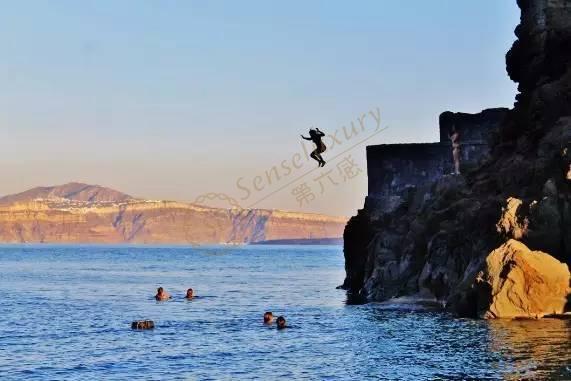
(473, 240), (570, 319)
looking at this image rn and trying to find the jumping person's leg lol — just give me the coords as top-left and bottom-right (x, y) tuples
(310, 150), (321, 165)
(311, 151), (326, 167)
(316, 146), (326, 167)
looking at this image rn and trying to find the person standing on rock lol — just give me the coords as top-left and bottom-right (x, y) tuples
(448, 125), (461, 175)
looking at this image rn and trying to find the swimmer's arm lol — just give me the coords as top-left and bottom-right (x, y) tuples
(301, 135), (312, 140)
(316, 128), (325, 137)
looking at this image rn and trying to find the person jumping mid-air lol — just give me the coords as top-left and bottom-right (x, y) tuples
(301, 128), (327, 167)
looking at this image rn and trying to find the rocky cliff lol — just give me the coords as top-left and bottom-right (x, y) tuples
(0, 183), (346, 244)
(343, 0), (571, 318)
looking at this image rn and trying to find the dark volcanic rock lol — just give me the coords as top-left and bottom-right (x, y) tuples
(342, 0), (571, 317)
(341, 209), (374, 292)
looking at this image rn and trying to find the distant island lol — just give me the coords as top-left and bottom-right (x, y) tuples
(0, 182), (347, 244)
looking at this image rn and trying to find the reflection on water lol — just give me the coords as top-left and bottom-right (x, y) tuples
(0, 245), (569, 380)
(487, 318), (571, 380)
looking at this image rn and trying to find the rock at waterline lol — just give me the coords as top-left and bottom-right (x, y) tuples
(131, 320), (155, 330)
(472, 240), (570, 319)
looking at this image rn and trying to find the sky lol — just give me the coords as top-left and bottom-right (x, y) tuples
(0, 0), (520, 216)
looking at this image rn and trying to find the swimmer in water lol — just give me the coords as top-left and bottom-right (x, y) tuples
(276, 316), (287, 330)
(263, 311), (274, 324)
(301, 128), (327, 167)
(155, 286), (171, 301)
(185, 288), (194, 300)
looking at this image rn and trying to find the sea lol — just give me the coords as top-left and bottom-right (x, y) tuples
(0, 245), (569, 380)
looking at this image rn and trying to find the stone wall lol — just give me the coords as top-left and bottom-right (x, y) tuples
(367, 108), (508, 199)
(438, 108), (508, 144)
(367, 143), (449, 198)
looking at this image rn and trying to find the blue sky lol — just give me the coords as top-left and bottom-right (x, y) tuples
(0, 1), (520, 215)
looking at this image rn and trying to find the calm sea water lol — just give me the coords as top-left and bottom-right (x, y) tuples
(0, 245), (569, 380)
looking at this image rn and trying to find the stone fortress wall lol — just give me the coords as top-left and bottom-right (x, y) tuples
(366, 108), (509, 200)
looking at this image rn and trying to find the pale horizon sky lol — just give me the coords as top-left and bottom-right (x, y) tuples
(0, 1), (520, 216)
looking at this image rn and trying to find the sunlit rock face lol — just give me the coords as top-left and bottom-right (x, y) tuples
(342, 0), (571, 317)
(0, 183), (347, 244)
(456, 240), (570, 319)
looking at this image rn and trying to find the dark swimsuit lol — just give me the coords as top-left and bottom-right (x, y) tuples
(310, 131), (326, 153)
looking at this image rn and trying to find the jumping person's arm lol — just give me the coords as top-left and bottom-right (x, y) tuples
(316, 128), (325, 137)
(301, 135), (312, 140)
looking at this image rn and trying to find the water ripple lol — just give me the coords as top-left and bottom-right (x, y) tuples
(0, 245), (569, 380)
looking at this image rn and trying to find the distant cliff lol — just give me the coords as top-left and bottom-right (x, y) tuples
(343, 0), (570, 318)
(0, 182), (133, 205)
(0, 183), (346, 244)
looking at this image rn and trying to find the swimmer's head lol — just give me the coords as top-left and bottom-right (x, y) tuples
(157, 287), (164, 294)
(185, 288), (194, 299)
(276, 316), (286, 329)
(263, 311), (274, 324)
(309, 129), (317, 138)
